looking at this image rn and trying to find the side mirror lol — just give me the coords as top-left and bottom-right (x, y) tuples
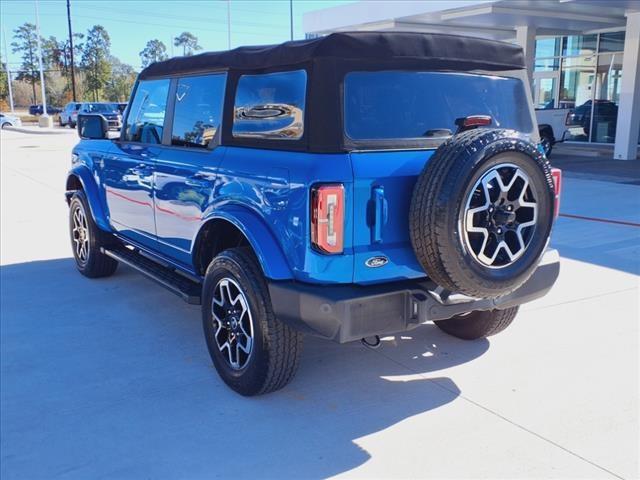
(77, 114), (108, 139)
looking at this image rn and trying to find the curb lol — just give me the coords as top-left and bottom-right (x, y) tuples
(3, 125), (75, 135)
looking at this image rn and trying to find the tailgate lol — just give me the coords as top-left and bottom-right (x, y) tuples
(351, 150), (434, 284)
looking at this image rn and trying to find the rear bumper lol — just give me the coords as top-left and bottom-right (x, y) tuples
(268, 249), (560, 343)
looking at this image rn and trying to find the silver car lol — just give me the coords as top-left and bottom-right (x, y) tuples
(0, 113), (22, 128)
(59, 102), (82, 128)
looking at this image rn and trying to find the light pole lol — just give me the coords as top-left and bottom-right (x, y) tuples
(35, 0), (51, 127)
(290, 0), (293, 41)
(66, 0), (77, 101)
(227, 1), (231, 50)
(2, 27), (15, 113)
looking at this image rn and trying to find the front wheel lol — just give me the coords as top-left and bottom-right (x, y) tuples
(202, 248), (303, 396)
(434, 306), (518, 340)
(69, 191), (118, 278)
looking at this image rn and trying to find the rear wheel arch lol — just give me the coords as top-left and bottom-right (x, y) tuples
(193, 211), (293, 281)
(193, 219), (249, 276)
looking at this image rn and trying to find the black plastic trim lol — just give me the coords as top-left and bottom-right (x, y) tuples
(268, 252), (560, 343)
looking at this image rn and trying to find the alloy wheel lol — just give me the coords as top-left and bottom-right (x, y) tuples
(211, 277), (254, 370)
(461, 163), (538, 268)
(72, 204), (90, 265)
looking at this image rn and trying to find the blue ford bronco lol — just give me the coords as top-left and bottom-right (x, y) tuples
(67, 32), (561, 396)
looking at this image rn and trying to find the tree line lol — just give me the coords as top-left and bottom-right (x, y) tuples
(1, 23), (202, 109)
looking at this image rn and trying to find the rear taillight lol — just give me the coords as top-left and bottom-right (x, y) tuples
(311, 184), (344, 254)
(455, 115), (492, 133)
(551, 168), (562, 219)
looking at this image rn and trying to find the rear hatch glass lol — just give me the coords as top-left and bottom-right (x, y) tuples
(344, 71), (533, 142)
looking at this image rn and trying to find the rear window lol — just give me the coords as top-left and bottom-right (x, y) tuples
(232, 69), (306, 140)
(344, 71), (533, 141)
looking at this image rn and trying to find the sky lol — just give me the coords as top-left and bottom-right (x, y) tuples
(1, 0), (352, 71)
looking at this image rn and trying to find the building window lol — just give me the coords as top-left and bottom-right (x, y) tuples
(599, 31), (626, 53)
(535, 37), (561, 58)
(562, 34), (597, 56)
(534, 31), (625, 144)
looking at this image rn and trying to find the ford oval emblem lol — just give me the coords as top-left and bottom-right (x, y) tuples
(365, 256), (389, 268)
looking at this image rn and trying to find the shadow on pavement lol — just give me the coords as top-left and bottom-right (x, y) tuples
(1, 258), (490, 479)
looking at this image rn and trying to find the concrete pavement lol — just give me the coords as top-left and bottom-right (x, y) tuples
(1, 129), (638, 479)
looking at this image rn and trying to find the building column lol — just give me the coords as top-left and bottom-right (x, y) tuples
(516, 25), (536, 88)
(614, 11), (640, 160)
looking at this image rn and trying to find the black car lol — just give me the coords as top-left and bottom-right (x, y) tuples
(566, 99), (618, 138)
(28, 104), (63, 115)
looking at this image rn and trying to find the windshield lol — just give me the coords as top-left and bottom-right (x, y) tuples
(344, 71), (533, 141)
(84, 103), (116, 113)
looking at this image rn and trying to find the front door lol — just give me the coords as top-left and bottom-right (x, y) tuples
(153, 73), (228, 266)
(102, 78), (170, 247)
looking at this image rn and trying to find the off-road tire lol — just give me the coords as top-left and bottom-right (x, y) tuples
(69, 191), (118, 278)
(410, 128), (555, 299)
(202, 248), (303, 396)
(434, 306), (519, 340)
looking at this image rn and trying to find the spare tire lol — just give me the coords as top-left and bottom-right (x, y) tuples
(410, 128), (555, 299)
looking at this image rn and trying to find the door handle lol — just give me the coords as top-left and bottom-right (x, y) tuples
(371, 186), (388, 243)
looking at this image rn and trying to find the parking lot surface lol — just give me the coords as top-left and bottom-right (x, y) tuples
(1, 129), (638, 479)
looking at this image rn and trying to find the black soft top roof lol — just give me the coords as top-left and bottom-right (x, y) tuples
(139, 32), (525, 79)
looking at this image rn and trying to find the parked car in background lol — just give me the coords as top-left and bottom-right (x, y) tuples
(0, 113), (22, 128)
(59, 102), (82, 128)
(538, 124), (555, 156)
(535, 106), (571, 157)
(67, 32), (561, 396)
(565, 99), (618, 140)
(29, 104), (62, 115)
(60, 102), (123, 130)
(78, 103), (122, 130)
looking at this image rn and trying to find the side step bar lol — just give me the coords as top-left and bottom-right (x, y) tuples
(102, 247), (202, 305)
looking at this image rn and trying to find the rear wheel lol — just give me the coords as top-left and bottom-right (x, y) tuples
(434, 306), (518, 340)
(202, 248), (303, 396)
(69, 191), (118, 278)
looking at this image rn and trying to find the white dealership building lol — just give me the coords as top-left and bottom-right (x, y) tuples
(304, 0), (640, 160)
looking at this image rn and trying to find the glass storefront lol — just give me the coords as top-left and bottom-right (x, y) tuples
(533, 31), (625, 144)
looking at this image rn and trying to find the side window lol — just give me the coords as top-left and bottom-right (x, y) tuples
(232, 69), (306, 140)
(124, 79), (170, 144)
(171, 73), (227, 148)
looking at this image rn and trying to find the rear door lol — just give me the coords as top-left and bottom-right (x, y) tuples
(153, 73), (227, 266)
